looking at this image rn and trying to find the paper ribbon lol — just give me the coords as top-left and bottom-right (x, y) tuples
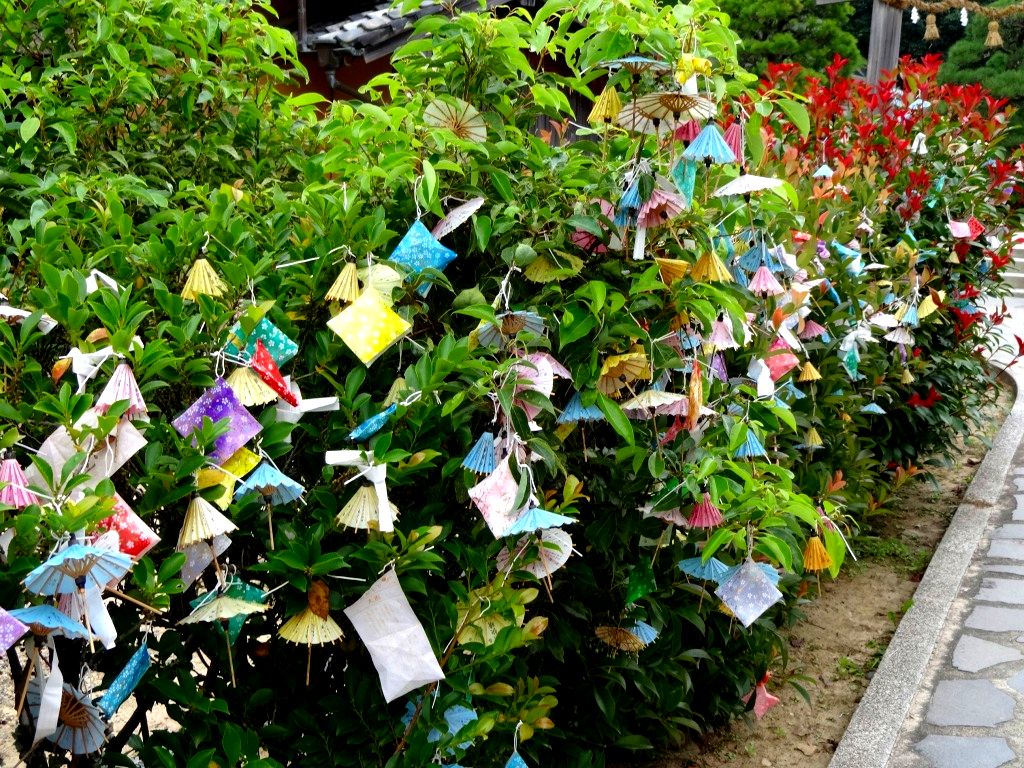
(276, 378), (340, 443)
(325, 450), (393, 533)
(65, 336), (144, 392)
(33, 645), (62, 744)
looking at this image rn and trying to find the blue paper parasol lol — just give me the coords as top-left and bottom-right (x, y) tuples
(8, 605), (90, 641)
(682, 123), (737, 165)
(505, 507), (575, 536)
(556, 392), (604, 425)
(629, 620), (659, 645)
(734, 429), (767, 459)
(677, 556), (730, 583)
(23, 545), (131, 596)
(462, 431), (498, 474)
(235, 462), (304, 549)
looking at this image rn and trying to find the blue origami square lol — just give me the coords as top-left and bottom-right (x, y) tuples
(225, 317), (298, 366)
(389, 220), (457, 296)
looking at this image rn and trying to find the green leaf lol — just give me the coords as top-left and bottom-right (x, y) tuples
(777, 98), (810, 138)
(596, 394), (634, 446)
(20, 116), (39, 142)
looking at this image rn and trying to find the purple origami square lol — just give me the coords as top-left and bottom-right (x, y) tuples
(172, 378), (262, 463)
(0, 607), (28, 652)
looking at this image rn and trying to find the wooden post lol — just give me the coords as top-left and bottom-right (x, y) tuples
(867, 0), (903, 84)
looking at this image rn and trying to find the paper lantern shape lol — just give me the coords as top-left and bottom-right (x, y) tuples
(98, 494), (160, 559)
(505, 507), (575, 536)
(678, 556), (731, 583)
(225, 316), (299, 366)
(803, 536), (832, 572)
(557, 392), (604, 424)
(682, 123), (737, 165)
(327, 288), (410, 366)
(595, 625), (646, 653)
(734, 428), (767, 459)
(588, 86), (622, 125)
(251, 340), (298, 406)
(279, 581), (345, 686)
(95, 363), (147, 420)
(690, 251), (734, 283)
(462, 432), (498, 475)
(423, 97), (486, 142)
(496, 528), (573, 578)
(343, 569), (445, 703)
(8, 605), (89, 641)
(389, 220), (458, 297)
(24, 544), (132, 596)
(181, 259), (227, 301)
(326, 262), (360, 303)
(715, 560), (784, 628)
(0, 607), (28, 651)
(637, 188), (684, 228)
(349, 404), (398, 442)
(468, 460), (521, 538)
(226, 366), (277, 407)
(96, 641), (151, 719)
(173, 378), (262, 463)
(688, 492), (723, 528)
(178, 496), (237, 549)
(432, 196), (485, 240)
(0, 458), (39, 508)
(712, 174), (784, 198)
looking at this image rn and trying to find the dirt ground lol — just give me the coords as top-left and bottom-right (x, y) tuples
(644, 388), (1012, 768)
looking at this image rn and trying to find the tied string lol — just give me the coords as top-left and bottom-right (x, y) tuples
(493, 264), (522, 313)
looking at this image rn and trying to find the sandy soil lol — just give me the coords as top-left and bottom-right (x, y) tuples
(644, 388), (1011, 768)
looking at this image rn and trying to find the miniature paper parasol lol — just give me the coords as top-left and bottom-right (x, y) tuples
(178, 495), (237, 584)
(226, 365), (278, 407)
(657, 257), (691, 284)
(637, 188), (684, 229)
(598, 351), (650, 397)
(225, 316), (299, 366)
(242, 341), (294, 407)
(96, 640), (151, 718)
(595, 625), (646, 653)
(476, 311), (546, 347)
(326, 262), (360, 304)
(26, 681), (107, 754)
(335, 484), (400, 530)
(797, 361), (821, 383)
(813, 163), (834, 179)
(765, 337), (799, 381)
(98, 493), (160, 559)
(462, 432), (498, 475)
(9, 605), (89, 641)
(708, 318), (739, 350)
(630, 620), (658, 645)
(556, 392), (604, 424)
(432, 196), (485, 240)
(279, 581), (344, 686)
(181, 258), (227, 301)
(620, 390), (686, 418)
(389, 220), (458, 296)
(723, 121), (744, 159)
(505, 507), (575, 536)
(327, 288), (411, 366)
(712, 174), (784, 198)
(172, 378), (262, 463)
(688, 492), (723, 528)
(588, 86), (622, 125)
(497, 528), (573, 582)
(468, 459), (522, 538)
(343, 569), (445, 703)
(325, 450), (396, 532)
(861, 402), (886, 415)
(235, 462), (303, 550)
(678, 556), (731, 583)
(95, 362), (147, 420)
(632, 92), (715, 125)
(424, 97), (486, 143)
(179, 591), (268, 686)
(616, 101), (673, 135)
(682, 123), (737, 165)
(690, 251), (734, 283)
(0, 457), (39, 508)
(749, 266), (784, 296)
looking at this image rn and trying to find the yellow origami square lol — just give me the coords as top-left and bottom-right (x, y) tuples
(197, 447), (261, 509)
(327, 288), (411, 366)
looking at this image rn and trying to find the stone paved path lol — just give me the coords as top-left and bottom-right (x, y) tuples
(887, 461), (1024, 768)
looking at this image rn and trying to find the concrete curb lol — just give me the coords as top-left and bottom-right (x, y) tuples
(829, 367), (1024, 768)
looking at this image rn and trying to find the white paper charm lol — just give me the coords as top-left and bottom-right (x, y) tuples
(343, 569), (444, 702)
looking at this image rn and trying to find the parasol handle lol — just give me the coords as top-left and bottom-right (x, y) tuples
(104, 586), (164, 614)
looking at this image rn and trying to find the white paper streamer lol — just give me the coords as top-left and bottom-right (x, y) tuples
(34, 646), (63, 744)
(325, 450), (393, 533)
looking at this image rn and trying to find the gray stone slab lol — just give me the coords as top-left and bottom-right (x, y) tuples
(977, 577), (1024, 604)
(1007, 670), (1024, 693)
(966, 606), (1024, 632)
(925, 679), (1015, 726)
(914, 735), (1015, 768)
(987, 540), (1024, 560)
(952, 634), (1024, 672)
(992, 523), (1024, 538)
(984, 564), (1024, 576)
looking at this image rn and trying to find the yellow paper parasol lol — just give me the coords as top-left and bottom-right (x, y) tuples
(279, 581), (344, 686)
(179, 594), (268, 687)
(181, 259), (227, 301)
